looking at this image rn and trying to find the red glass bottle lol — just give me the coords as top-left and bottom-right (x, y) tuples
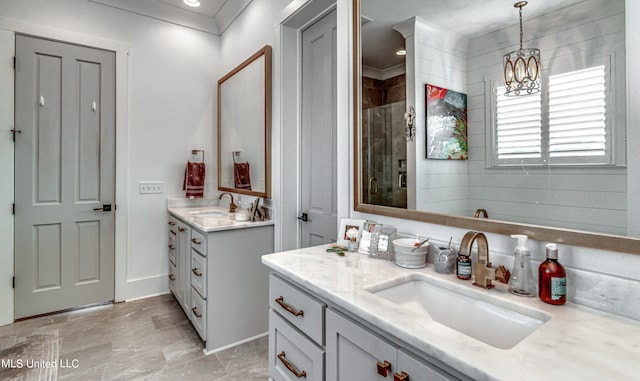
(538, 243), (566, 305)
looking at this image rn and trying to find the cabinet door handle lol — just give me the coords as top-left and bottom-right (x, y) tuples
(192, 268), (202, 277)
(191, 306), (202, 318)
(394, 371), (409, 381)
(191, 238), (201, 245)
(168, 274), (175, 281)
(275, 296), (304, 317)
(168, 221), (175, 226)
(168, 244), (175, 250)
(277, 351), (307, 379)
(377, 360), (392, 377)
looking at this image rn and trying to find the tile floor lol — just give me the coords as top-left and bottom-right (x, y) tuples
(0, 294), (269, 381)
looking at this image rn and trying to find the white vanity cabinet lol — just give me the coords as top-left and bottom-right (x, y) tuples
(189, 229), (208, 341)
(169, 211), (273, 353)
(168, 217), (191, 313)
(326, 309), (456, 381)
(268, 274), (326, 381)
(268, 272), (466, 381)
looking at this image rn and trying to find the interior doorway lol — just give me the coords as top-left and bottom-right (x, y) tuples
(299, 9), (338, 247)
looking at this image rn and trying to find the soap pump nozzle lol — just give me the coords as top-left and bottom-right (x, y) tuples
(508, 234), (537, 297)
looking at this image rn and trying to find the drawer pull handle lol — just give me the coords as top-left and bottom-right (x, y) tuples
(191, 238), (201, 245)
(192, 268), (203, 277)
(168, 274), (175, 281)
(277, 351), (307, 378)
(377, 360), (392, 377)
(394, 371), (409, 381)
(168, 244), (175, 250)
(275, 296), (304, 317)
(191, 306), (202, 318)
(178, 227), (185, 232)
(168, 221), (175, 226)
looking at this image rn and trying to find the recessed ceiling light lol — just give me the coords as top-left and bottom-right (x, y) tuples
(184, 0), (201, 7)
(396, 49), (406, 56)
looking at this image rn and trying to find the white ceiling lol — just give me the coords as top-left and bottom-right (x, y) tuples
(362, 0), (587, 71)
(88, 0), (253, 35)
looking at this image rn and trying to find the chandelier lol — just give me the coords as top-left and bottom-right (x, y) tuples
(503, 1), (540, 96)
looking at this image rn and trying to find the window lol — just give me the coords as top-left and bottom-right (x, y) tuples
(494, 65), (611, 166)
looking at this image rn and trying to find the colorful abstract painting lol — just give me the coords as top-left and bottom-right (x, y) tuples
(426, 84), (468, 160)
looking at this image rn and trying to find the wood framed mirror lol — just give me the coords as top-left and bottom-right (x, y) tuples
(353, 0), (640, 254)
(218, 45), (272, 198)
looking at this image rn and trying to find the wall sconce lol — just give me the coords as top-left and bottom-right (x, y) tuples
(503, 1), (541, 96)
(404, 106), (415, 142)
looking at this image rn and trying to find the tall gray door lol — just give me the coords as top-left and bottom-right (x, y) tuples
(14, 35), (116, 319)
(300, 9), (338, 247)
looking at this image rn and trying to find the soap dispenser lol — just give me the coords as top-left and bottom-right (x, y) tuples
(508, 234), (536, 297)
(538, 243), (566, 305)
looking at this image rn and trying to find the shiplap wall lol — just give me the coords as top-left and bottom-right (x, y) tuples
(465, 0), (627, 235)
(410, 18), (470, 215)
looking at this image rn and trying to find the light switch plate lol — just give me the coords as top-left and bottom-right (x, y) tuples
(139, 181), (163, 194)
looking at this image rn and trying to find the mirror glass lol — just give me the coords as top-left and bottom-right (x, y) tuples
(355, 0), (639, 253)
(218, 45), (272, 198)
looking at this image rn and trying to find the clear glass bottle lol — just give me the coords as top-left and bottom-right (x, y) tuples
(538, 243), (567, 305)
(508, 235), (536, 297)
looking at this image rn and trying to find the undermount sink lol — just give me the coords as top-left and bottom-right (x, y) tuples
(189, 210), (230, 217)
(188, 210), (235, 226)
(366, 274), (550, 349)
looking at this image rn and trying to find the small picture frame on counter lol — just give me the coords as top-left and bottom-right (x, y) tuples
(337, 218), (366, 247)
(358, 222), (377, 254)
(369, 225), (397, 261)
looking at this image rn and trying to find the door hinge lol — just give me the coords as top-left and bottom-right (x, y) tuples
(13, 276), (15, 289)
(12, 203), (15, 215)
(13, 56), (16, 70)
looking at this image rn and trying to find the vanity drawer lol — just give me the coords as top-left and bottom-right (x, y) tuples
(191, 249), (207, 299)
(168, 261), (177, 296)
(269, 274), (325, 345)
(191, 229), (207, 255)
(191, 287), (207, 341)
(168, 232), (176, 265)
(168, 216), (178, 234)
(269, 310), (324, 381)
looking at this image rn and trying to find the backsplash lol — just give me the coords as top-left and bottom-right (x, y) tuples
(358, 215), (640, 322)
(426, 235), (640, 321)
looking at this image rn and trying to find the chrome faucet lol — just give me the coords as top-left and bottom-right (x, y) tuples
(459, 231), (496, 289)
(218, 193), (238, 213)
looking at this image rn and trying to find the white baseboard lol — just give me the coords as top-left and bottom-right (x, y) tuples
(202, 332), (269, 356)
(117, 274), (169, 302)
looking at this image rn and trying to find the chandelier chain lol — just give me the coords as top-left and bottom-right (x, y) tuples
(519, 6), (524, 49)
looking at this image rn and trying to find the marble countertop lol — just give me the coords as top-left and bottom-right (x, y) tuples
(168, 205), (273, 232)
(262, 245), (640, 381)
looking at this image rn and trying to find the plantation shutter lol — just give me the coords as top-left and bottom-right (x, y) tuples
(548, 66), (606, 158)
(496, 87), (542, 160)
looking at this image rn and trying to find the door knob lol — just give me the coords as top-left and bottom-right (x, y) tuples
(93, 204), (112, 212)
(297, 213), (308, 222)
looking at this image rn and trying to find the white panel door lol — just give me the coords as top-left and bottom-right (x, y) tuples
(14, 35), (116, 319)
(300, 9), (338, 247)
